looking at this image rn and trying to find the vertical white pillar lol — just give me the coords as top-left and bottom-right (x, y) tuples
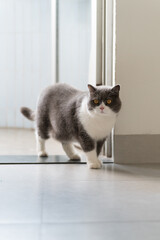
(51, 0), (57, 84)
(89, 0), (115, 158)
(88, 0), (103, 86)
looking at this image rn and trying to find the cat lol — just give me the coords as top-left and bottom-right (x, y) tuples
(21, 83), (121, 169)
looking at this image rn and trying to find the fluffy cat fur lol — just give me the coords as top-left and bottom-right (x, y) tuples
(21, 83), (121, 169)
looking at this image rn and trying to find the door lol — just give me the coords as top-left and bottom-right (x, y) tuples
(52, 0), (115, 159)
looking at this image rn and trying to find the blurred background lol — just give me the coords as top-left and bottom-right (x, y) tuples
(0, 0), (92, 155)
(0, 0), (91, 129)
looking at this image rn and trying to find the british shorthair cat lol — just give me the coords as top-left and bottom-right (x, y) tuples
(21, 83), (121, 169)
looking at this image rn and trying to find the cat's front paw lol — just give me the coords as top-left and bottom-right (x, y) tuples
(38, 151), (48, 157)
(87, 159), (102, 169)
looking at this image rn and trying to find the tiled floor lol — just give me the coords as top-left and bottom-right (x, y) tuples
(0, 163), (160, 239)
(0, 129), (160, 239)
(0, 128), (65, 155)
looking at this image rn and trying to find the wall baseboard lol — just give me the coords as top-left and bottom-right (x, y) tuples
(114, 135), (160, 164)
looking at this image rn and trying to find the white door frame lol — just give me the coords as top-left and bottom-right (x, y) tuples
(89, 0), (115, 158)
(51, 0), (58, 84)
(105, 0), (116, 158)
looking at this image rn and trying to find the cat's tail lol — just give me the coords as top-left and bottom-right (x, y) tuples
(20, 107), (35, 121)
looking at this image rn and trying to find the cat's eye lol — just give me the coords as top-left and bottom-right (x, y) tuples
(107, 99), (112, 104)
(93, 99), (99, 104)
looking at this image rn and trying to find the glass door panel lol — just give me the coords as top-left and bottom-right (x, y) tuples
(57, 0), (91, 90)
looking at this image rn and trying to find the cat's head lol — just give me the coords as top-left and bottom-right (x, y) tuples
(87, 84), (122, 115)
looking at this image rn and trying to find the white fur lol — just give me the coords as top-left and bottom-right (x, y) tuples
(62, 143), (81, 160)
(79, 97), (117, 140)
(35, 131), (48, 157)
(85, 149), (102, 169)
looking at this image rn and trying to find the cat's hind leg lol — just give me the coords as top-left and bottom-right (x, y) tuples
(62, 143), (81, 160)
(35, 111), (51, 157)
(35, 131), (48, 157)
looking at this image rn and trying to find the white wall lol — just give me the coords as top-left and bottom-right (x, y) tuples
(115, 0), (160, 135)
(58, 0), (91, 91)
(0, 0), (51, 128)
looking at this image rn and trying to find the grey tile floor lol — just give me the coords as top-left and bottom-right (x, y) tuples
(0, 162), (160, 240)
(0, 128), (65, 155)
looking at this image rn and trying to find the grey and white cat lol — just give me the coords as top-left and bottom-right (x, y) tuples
(21, 83), (121, 169)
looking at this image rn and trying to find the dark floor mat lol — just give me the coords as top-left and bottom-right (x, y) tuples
(0, 155), (113, 164)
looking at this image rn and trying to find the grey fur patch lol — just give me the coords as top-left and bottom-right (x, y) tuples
(20, 107), (35, 121)
(97, 139), (106, 156)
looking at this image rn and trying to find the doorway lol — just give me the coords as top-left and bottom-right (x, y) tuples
(0, 0), (115, 163)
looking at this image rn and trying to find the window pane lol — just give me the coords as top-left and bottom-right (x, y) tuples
(58, 0), (91, 90)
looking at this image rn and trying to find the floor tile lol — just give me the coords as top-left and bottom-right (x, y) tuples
(42, 180), (160, 223)
(0, 164), (160, 224)
(0, 222), (160, 240)
(41, 222), (160, 240)
(0, 128), (65, 155)
(0, 224), (40, 240)
(0, 160), (160, 240)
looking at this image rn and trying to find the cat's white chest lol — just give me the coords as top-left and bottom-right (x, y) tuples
(79, 98), (117, 140)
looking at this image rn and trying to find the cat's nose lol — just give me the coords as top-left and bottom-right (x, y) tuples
(100, 105), (104, 110)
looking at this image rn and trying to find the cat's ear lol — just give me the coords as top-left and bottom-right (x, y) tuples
(111, 85), (120, 94)
(88, 84), (96, 93)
